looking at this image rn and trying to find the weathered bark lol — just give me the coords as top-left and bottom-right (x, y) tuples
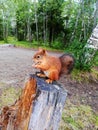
(0, 75), (67, 130)
(28, 75), (67, 130)
(84, 24), (98, 63)
(34, 0), (39, 44)
(49, 13), (53, 47)
(0, 77), (37, 130)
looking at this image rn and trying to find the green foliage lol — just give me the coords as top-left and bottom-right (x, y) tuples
(37, 0), (64, 45)
(65, 39), (95, 71)
(0, 0), (97, 45)
(0, 0), (97, 43)
(52, 39), (64, 49)
(93, 51), (98, 66)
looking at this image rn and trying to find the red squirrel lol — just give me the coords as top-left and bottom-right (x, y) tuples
(32, 48), (74, 83)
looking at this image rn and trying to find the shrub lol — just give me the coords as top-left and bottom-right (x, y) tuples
(65, 39), (95, 71)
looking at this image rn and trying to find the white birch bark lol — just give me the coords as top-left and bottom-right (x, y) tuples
(34, 0), (38, 43)
(84, 25), (98, 63)
(92, 0), (98, 29)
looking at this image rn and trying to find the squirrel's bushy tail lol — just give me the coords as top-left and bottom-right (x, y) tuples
(59, 54), (75, 75)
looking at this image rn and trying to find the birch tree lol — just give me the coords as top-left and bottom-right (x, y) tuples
(0, 0), (16, 42)
(34, 0), (39, 43)
(92, 0), (98, 28)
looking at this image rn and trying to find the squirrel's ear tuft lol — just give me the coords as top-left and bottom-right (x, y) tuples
(39, 48), (47, 55)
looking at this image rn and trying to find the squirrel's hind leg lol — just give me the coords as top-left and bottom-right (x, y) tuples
(45, 70), (59, 84)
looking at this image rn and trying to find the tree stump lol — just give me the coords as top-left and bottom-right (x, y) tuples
(0, 75), (67, 130)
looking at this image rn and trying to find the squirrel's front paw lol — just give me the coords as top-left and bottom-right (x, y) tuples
(45, 79), (53, 84)
(37, 73), (41, 77)
(37, 73), (46, 78)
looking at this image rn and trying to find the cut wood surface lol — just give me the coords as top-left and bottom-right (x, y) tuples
(0, 75), (67, 130)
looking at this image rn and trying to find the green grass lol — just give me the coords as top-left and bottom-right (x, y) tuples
(0, 40), (5, 44)
(93, 51), (98, 66)
(0, 36), (63, 52)
(59, 99), (98, 130)
(70, 67), (98, 83)
(5, 36), (39, 48)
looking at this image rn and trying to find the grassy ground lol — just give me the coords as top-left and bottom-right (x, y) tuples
(71, 68), (98, 83)
(59, 67), (98, 130)
(0, 86), (97, 130)
(59, 100), (98, 130)
(0, 83), (98, 130)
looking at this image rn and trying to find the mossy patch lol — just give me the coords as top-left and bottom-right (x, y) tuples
(0, 86), (21, 108)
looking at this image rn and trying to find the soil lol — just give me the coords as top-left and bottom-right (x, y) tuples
(0, 45), (98, 113)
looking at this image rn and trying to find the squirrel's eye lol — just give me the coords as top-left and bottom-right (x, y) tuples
(36, 55), (41, 59)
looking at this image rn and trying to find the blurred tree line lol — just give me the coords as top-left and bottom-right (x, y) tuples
(0, 0), (98, 48)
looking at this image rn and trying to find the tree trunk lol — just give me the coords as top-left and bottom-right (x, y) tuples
(27, 18), (32, 42)
(3, 16), (8, 43)
(34, 0), (38, 44)
(46, 14), (48, 44)
(93, 0), (98, 29)
(49, 13), (53, 47)
(49, 26), (52, 47)
(84, 24), (98, 63)
(43, 13), (46, 44)
(0, 75), (67, 130)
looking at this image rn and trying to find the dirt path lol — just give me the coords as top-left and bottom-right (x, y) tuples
(0, 46), (98, 113)
(0, 46), (34, 87)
